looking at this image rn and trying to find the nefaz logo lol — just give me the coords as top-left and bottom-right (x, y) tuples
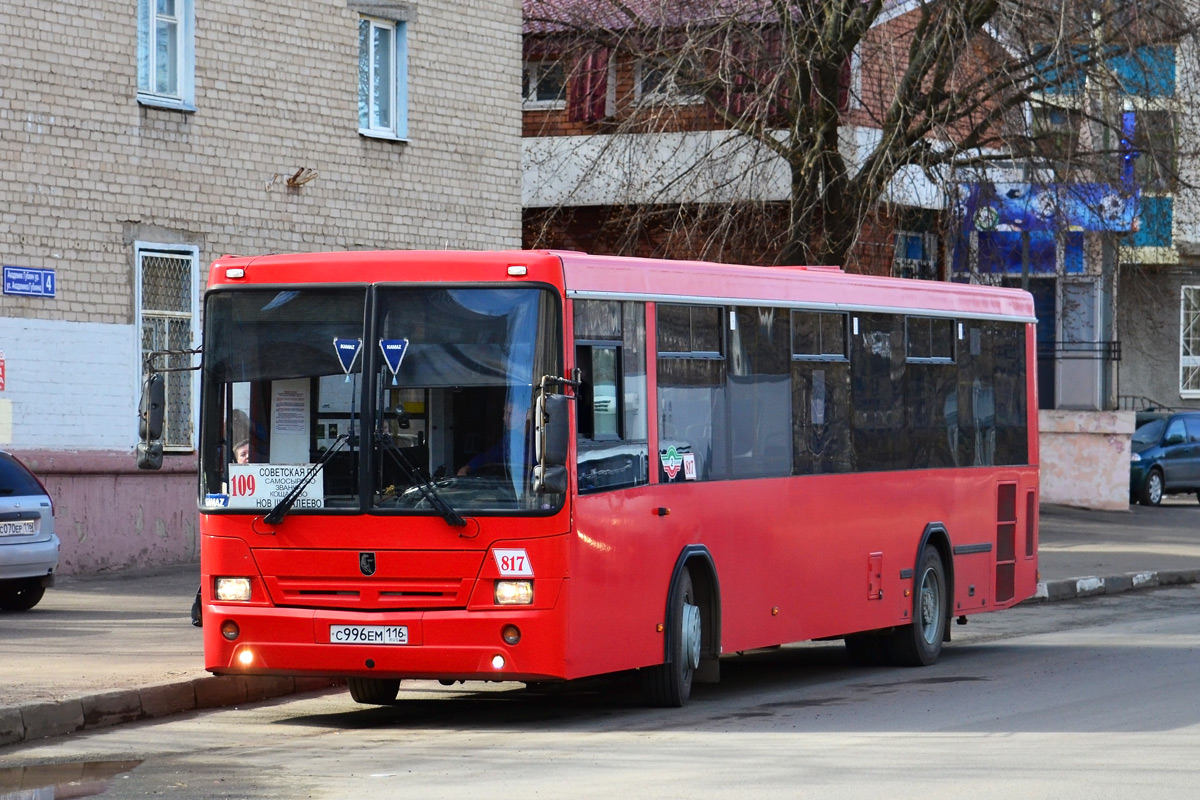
(359, 552), (377, 577)
(662, 446), (684, 481)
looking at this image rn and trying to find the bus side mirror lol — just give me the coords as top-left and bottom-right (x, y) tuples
(534, 393), (570, 494)
(139, 374), (165, 440)
(137, 441), (163, 470)
(137, 374), (165, 470)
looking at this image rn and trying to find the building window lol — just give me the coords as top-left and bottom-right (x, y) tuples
(1182, 286), (1200, 397)
(137, 0), (195, 110)
(635, 56), (702, 104)
(359, 18), (408, 140)
(523, 61), (566, 108)
(1031, 105), (1081, 169)
(138, 245), (198, 450)
(1132, 109), (1177, 190)
(893, 231), (938, 280)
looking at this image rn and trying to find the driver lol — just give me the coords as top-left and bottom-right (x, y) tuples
(457, 400), (531, 476)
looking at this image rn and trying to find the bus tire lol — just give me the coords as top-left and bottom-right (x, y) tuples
(642, 568), (700, 707)
(347, 677), (401, 705)
(886, 547), (946, 667)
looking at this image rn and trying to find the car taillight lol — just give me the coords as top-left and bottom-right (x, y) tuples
(12, 454), (53, 515)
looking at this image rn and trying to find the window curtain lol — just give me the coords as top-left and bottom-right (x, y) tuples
(568, 48), (610, 122)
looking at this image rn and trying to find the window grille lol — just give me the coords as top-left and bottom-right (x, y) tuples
(1183, 286), (1200, 396)
(140, 251), (195, 449)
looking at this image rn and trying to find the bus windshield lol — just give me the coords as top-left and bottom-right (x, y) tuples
(199, 285), (563, 516)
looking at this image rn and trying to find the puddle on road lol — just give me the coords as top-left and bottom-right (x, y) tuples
(0, 759), (142, 799)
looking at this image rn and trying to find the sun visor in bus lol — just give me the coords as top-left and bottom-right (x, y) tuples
(210, 342), (529, 387)
(394, 344), (532, 388)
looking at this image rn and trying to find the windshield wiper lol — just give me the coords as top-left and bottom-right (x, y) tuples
(374, 431), (466, 528)
(262, 433), (352, 525)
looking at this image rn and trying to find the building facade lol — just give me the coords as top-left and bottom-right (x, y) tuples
(520, 1), (1197, 508)
(1, 0), (522, 574)
(1119, 33), (1200, 416)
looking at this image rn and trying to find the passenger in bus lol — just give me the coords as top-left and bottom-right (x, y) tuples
(233, 439), (250, 464)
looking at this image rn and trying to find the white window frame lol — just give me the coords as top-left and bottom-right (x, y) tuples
(1182, 285), (1200, 398)
(137, 0), (196, 111)
(135, 242), (200, 451)
(359, 17), (409, 141)
(523, 61), (567, 110)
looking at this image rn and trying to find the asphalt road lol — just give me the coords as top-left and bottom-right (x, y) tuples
(3, 584), (1198, 799)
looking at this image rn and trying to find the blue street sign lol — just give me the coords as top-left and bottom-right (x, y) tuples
(3, 266), (56, 297)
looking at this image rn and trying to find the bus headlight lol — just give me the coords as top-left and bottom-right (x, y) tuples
(215, 577), (252, 602)
(494, 580), (533, 605)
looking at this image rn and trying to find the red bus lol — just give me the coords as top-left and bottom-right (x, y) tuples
(151, 249), (1038, 707)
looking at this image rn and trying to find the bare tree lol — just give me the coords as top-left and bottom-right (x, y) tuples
(523, 0), (1200, 267)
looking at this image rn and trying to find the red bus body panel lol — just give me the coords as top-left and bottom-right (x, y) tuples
(199, 250), (1038, 684)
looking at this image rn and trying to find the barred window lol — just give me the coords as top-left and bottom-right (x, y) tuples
(139, 247), (197, 450)
(1183, 286), (1200, 397)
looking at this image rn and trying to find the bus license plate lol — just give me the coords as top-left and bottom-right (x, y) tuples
(330, 625), (409, 645)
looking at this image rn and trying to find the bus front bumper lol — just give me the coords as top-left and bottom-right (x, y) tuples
(203, 603), (569, 683)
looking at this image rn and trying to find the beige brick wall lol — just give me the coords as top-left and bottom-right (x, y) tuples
(0, 0), (522, 325)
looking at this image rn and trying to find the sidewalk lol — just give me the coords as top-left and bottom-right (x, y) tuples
(3, 501), (1199, 747)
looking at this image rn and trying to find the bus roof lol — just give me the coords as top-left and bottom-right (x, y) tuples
(210, 249), (1035, 323)
(554, 251), (1036, 323)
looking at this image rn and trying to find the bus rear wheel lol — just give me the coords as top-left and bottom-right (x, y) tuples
(642, 569), (701, 707)
(887, 547), (946, 667)
(347, 677), (401, 705)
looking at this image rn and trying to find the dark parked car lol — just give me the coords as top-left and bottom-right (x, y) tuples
(1130, 411), (1200, 506)
(0, 451), (59, 610)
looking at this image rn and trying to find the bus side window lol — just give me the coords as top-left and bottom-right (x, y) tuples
(577, 344), (622, 440)
(573, 299), (650, 494)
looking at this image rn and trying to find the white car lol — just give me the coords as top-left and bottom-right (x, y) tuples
(0, 451), (59, 611)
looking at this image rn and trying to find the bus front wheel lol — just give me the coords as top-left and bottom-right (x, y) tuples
(642, 568), (701, 707)
(887, 547), (946, 667)
(347, 677), (401, 705)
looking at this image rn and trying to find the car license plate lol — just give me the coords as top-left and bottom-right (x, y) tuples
(330, 625), (408, 645)
(0, 519), (37, 537)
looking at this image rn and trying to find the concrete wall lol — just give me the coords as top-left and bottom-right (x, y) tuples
(1116, 262), (1200, 410)
(1039, 410), (1136, 511)
(1, 0), (521, 574)
(15, 452), (198, 576)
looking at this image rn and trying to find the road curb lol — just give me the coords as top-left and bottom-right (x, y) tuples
(1029, 568), (1200, 603)
(0, 675), (339, 747)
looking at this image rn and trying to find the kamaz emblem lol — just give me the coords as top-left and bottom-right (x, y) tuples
(359, 552), (377, 576)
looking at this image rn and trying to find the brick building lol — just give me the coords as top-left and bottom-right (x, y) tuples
(0, 0), (522, 574)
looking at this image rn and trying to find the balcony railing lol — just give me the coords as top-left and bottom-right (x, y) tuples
(1035, 340), (1121, 411)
